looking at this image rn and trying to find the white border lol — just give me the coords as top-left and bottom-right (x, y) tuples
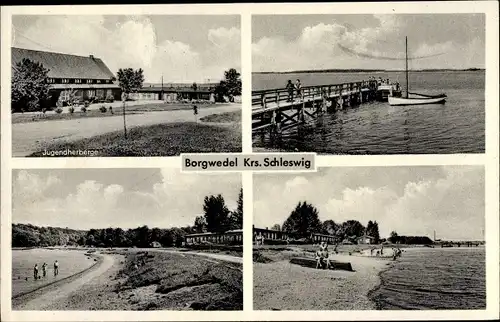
(1, 2), (499, 321)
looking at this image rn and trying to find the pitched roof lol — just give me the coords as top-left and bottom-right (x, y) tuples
(12, 47), (115, 80)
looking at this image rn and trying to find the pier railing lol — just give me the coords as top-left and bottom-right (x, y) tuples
(252, 80), (378, 110)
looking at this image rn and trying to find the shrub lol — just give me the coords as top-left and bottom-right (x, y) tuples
(84, 100), (90, 107)
(55, 108), (63, 114)
(68, 106), (75, 114)
(105, 93), (114, 103)
(99, 105), (107, 113)
(81, 106), (87, 113)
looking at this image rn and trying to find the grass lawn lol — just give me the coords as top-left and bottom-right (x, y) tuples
(117, 251), (242, 310)
(12, 103), (227, 124)
(199, 111), (241, 123)
(28, 122), (242, 157)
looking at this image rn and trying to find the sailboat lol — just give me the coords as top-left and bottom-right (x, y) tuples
(388, 37), (447, 106)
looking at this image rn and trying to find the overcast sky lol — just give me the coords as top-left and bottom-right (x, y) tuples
(254, 166), (484, 241)
(12, 169), (241, 230)
(12, 15), (240, 83)
(252, 14), (485, 72)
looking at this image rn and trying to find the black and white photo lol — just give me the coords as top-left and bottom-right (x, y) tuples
(252, 14), (485, 154)
(11, 168), (243, 310)
(11, 15), (242, 157)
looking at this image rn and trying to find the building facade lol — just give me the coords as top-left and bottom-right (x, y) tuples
(129, 84), (217, 102)
(12, 47), (121, 108)
(184, 229), (242, 245)
(253, 226), (295, 241)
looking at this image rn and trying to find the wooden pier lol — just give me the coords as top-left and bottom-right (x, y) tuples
(252, 80), (380, 134)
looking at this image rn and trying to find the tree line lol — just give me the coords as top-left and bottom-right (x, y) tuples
(12, 189), (242, 248)
(274, 201), (434, 245)
(272, 201), (381, 244)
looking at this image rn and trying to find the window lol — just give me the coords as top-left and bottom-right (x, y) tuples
(75, 79), (81, 84)
(47, 78), (55, 84)
(62, 79), (69, 84)
(87, 79), (93, 84)
(96, 80), (101, 84)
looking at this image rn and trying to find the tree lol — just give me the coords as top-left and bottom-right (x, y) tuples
(389, 231), (399, 244)
(322, 220), (339, 236)
(192, 82), (198, 92)
(203, 194), (231, 233)
(282, 201), (322, 239)
(193, 216), (207, 233)
(224, 68), (242, 97)
(12, 58), (51, 112)
(337, 220), (365, 243)
(229, 188), (243, 230)
(366, 221), (380, 244)
(214, 68), (241, 102)
(117, 68), (144, 94)
(271, 224), (281, 231)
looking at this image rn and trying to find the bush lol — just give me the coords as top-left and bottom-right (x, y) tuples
(81, 106), (87, 113)
(105, 94), (114, 103)
(99, 105), (107, 113)
(55, 108), (63, 114)
(68, 106), (75, 114)
(84, 101), (90, 107)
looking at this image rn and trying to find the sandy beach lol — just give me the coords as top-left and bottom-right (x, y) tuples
(13, 249), (243, 311)
(253, 248), (394, 310)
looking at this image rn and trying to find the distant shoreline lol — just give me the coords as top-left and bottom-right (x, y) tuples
(254, 68), (485, 74)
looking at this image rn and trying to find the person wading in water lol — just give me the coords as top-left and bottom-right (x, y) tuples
(53, 260), (59, 276)
(42, 262), (47, 278)
(33, 264), (39, 280)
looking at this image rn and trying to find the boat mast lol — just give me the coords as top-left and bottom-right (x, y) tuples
(405, 36), (409, 99)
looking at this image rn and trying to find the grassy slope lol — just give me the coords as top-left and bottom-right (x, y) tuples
(199, 111), (241, 123)
(117, 251), (243, 310)
(12, 103), (225, 124)
(28, 122), (242, 157)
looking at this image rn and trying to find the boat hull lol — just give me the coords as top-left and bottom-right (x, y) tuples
(388, 96), (446, 106)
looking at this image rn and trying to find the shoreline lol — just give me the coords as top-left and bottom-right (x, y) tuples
(253, 248), (394, 310)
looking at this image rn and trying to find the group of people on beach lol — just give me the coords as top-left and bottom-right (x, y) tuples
(368, 76), (401, 91)
(32, 260), (59, 280)
(285, 79), (303, 102)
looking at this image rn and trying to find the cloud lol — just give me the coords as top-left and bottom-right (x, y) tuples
(254, 166), (484, 240)
(12, 169), (241, 230)
(14, 16), (240, 82)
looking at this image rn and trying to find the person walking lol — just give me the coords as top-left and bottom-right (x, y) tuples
(286, 80), (294, 102)
(193, 105), (198, 122)
(53, 260), (59, 277)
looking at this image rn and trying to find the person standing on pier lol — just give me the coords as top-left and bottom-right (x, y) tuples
(295, 79), (302, 100)
(286, 80), (294, 102)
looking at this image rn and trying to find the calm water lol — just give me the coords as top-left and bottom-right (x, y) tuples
(369, 248), (486, 310)
(252, 71), (485, 154)
(12, 249), (93, 297)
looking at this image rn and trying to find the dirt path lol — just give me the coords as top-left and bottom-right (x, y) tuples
(12, 104), (240, 157)
(155, 249), (243, 264)
(14, 254), (116, 310)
